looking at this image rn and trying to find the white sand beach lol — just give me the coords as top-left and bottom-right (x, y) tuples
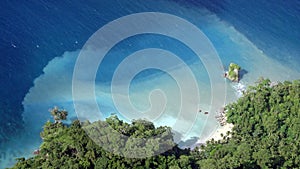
(193, 122), (234, 148)
(205, 123), (234, 142)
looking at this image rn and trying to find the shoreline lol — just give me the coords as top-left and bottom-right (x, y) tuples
(193, 107), (234, 148)
(207, 107), (234, 142)
(192, 123), (234, 149)
(204, 123), (234, 142)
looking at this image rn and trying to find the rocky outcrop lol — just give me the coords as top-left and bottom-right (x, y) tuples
(215, 107), (227, 126)
(225, 63), (241, 82)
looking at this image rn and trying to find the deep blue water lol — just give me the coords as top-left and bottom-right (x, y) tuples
(0, 0), (300, 167)
(0, 0), (142, 142)
(191, 0), (300, 69)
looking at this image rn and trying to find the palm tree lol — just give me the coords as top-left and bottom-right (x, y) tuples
(50, 106), (68, 123)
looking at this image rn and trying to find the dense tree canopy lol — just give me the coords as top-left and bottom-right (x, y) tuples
(12, 114), (192, 169)
(12, 79), (300, 169)
(197, 78), (300, 169)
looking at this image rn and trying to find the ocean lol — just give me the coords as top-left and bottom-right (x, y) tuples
(0, 0), (299, 167)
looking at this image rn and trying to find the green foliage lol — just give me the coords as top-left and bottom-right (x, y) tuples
(227, 63), (241, 81)
(11, 79), (300, 169)
(229, 63), (241, 71)
(49, 106), (68, 123)
(12, 114), (192, 169)
(198, 78), (300, 168)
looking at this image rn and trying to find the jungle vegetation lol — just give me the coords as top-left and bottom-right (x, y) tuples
(11, 78), (300, 169)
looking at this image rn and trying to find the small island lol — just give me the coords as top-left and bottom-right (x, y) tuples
(225, 63), (241, 82)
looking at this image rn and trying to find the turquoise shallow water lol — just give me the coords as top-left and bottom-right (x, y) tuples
(1, 0), (300, 168)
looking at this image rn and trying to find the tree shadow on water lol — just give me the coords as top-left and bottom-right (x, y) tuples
(239, 69), (248, 80)
(178, 137), (200, 149)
